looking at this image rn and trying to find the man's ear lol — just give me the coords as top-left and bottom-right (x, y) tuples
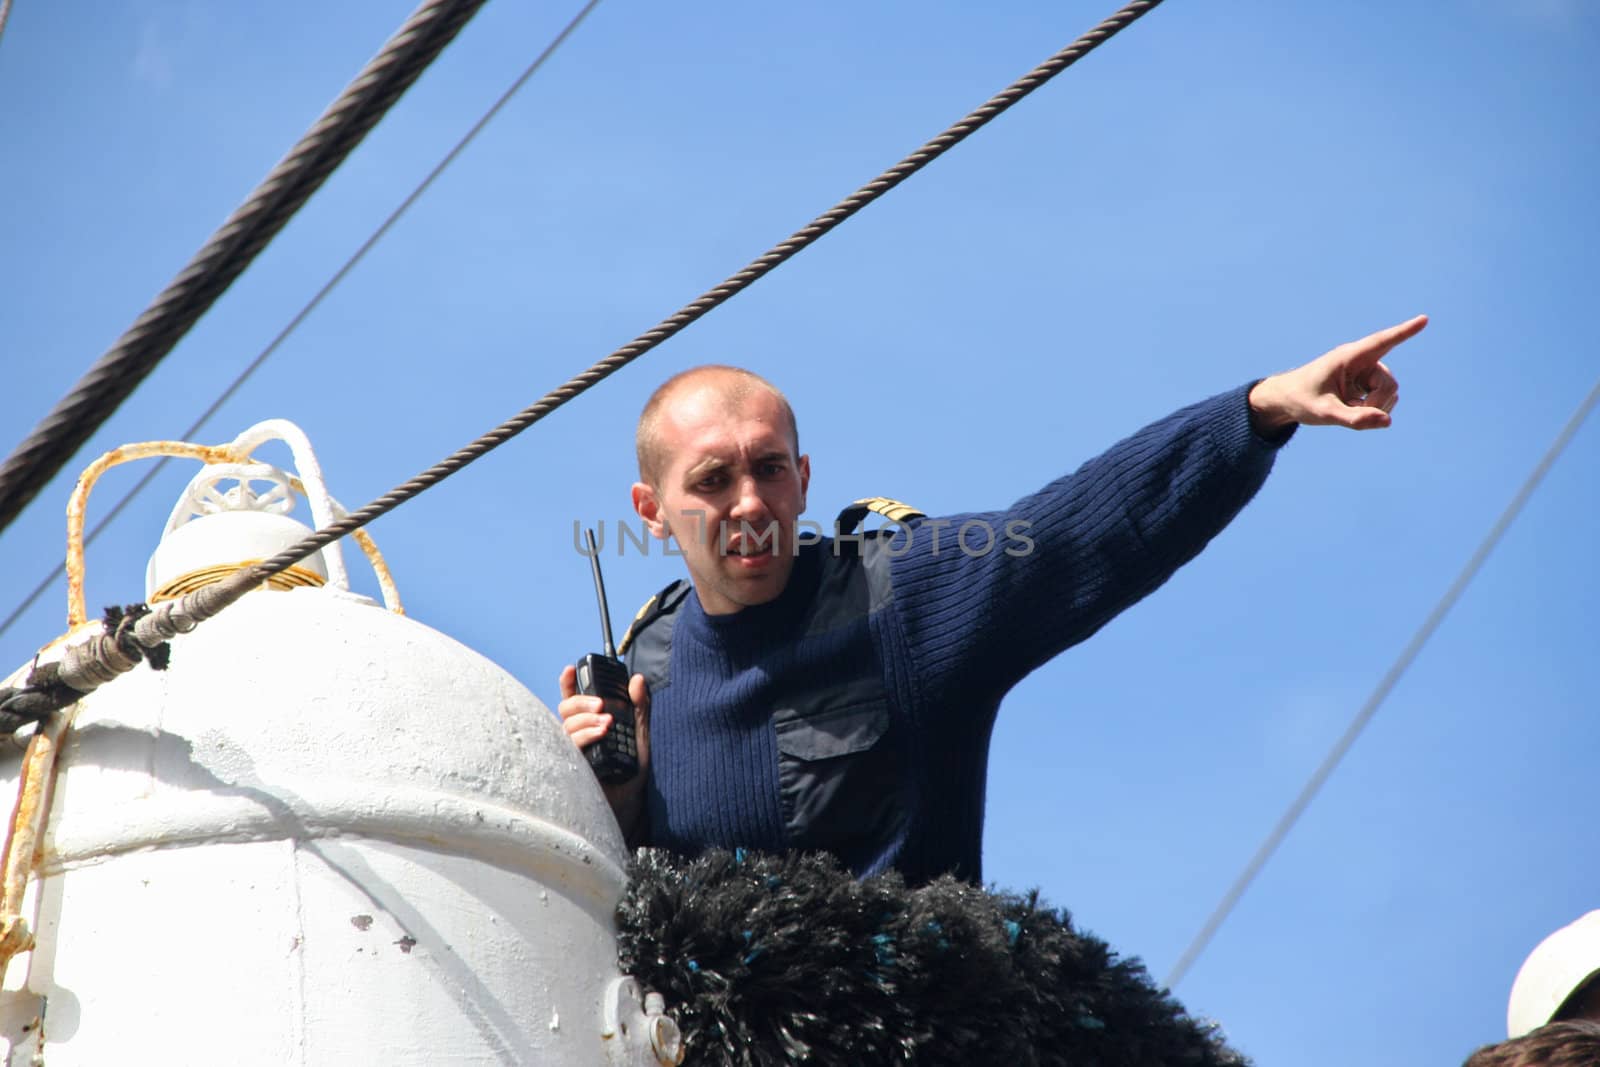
(632, 482), (668, 538)
(798, 454), (811, 510)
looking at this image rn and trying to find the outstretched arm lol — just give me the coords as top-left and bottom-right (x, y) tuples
(887, 314), (1429, 700)
(1248, 314), (1426, 434)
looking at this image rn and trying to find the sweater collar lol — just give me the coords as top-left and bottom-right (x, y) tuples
(678, 542), (824, 648)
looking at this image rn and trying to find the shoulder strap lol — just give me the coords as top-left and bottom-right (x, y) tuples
(833, 496), (926, 536)
(617, 578), (691, 656)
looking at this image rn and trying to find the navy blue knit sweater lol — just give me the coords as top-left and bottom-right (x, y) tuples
(633, 384), (1288, 886)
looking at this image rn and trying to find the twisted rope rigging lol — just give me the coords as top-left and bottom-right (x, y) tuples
(0, 0), (604, 648)
(0, 0), (1166, 714)
(244, 0), (1167, 586)
(0, 0), (490, 537)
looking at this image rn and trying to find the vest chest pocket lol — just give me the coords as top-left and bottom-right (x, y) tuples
(773, 701), (905, 870)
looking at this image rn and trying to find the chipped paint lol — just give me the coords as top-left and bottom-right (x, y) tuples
(66, 441), (238, 627)
(63, 427), (407, 631)
(0, 710), (75, 982)
(0, 424), (679, 1064)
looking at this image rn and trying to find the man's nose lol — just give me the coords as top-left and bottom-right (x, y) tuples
(728, 477), (770, 521)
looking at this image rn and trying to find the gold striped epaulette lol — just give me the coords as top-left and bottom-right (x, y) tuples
(833, 496), (926, 535)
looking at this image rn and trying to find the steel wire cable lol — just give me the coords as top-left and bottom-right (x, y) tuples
(0, 0), (604, 647)
(3, 0), (1167, 715)
(0, 0), (13, 48)
(0, 0), (490, 537)
(235, 0), (1168, 587)
(1163, 369), (1600, 991)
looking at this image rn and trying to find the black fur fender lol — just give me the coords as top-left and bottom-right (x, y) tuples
(616, 849), (1248, 1066)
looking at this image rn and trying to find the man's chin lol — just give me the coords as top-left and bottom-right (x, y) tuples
(722, 556), (793, 602)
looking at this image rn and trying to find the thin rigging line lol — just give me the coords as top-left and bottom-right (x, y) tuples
(0, 0), (489, 536)
(0, 0), (602, 643)
(0, 0), (14, 47)
(240, 0), (1169, 584)
(1164, 370), (1600, 991)
(3, 0), (1170, 711)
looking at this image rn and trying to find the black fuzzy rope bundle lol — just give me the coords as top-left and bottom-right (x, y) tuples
(617, 849), (1248, 1066)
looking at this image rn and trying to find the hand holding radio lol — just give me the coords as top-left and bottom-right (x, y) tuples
(558, 666), (650, 839)
(569, 528), (641, 782)
(558, 529), (650, 838)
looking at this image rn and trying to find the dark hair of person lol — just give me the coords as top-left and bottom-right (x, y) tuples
(1462, 1020), (1600, 1067)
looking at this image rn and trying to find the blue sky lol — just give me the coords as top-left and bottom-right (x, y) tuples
(2, 1), (1597, 1062)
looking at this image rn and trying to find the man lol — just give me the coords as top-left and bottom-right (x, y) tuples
(558, 315), (1425, 885)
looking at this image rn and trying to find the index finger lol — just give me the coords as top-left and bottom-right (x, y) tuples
(1350, 313), (1429, 367)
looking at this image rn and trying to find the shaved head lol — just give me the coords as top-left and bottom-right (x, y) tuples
(636, 365), (798, 485)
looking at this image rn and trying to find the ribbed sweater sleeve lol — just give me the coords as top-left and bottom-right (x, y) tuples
(888, 383), (1289, 704)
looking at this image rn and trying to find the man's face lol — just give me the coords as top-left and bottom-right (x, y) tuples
(633, 382), (810, 615)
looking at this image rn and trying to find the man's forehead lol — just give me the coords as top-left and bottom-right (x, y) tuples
(658, 382), (791, 451)
(652, 388), (790, 479)
(681, 441), (790, 474)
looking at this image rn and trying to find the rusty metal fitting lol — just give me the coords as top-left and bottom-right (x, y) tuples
(643, 992), (684, 1066)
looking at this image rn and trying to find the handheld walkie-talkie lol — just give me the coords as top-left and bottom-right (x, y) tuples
(576, 528), (639, 784)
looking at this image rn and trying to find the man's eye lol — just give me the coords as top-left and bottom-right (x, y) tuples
(757, 463), (785, 478)
(695, 473), (726, 491)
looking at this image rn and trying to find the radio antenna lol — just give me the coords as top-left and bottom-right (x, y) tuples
(584, 528), (617, 658)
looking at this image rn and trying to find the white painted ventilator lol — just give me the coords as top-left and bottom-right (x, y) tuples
(0, 421), (681, 1066)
